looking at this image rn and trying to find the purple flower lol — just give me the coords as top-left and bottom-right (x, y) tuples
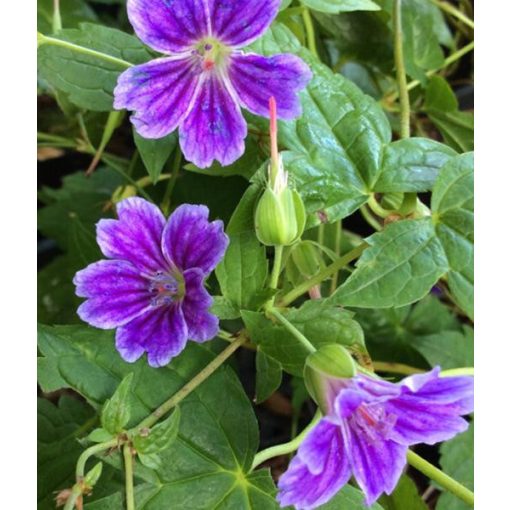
(277, 368), (474, 509)
(73, 197), (228, 367)
(113, 0), (312, 168)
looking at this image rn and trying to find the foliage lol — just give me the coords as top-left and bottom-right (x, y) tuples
(38, 0), (474, 508)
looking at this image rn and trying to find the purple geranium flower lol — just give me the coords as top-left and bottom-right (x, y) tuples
(73, 197), (228, 367)
(277, 368), (474, 509)
(113, 0), (312, 168)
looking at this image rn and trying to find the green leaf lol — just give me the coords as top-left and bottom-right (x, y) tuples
(251, 23), (392, 223)
(401, 0), (445, 82)
(425, 77), (474, 153)
(37, 325), (277, 509)
(38, 396), (95, 509)
(319, 484), (384, 509)
(436, 425), (474, 510)
(374, 138), (456, 193)
(255, 350), (283, 403)
(101, 373), (134, 434)
(38, 23), (151, 111)
(133, 408), (181, 454)
(432, 153), (474, 319)
(425, 76), (458, 112)
(331, 219), (449, 308)
(88, 428), (115, 443)
(428, 111), (474, 153)
(379, 475), (427, 510)
(216, 232), (268, 313)
(242, 300), (365, 375)
(211, 296), (242, 320)
(300, 0), (380, 14)
(134, 130), (177, 184)
(413, 326), (474, 370)
(38, 0), (98, 34)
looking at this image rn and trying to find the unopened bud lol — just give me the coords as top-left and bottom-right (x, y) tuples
(304, 344), (357, 414)
(84, 462), (103, 489)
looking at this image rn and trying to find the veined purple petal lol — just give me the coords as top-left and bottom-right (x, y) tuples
(97, 197), (167, 274)
(179, 73), (247, 167)
(127, 0), (209, 53)
(182, 269), (218, 342)
(114, 56), (202, 139)
(208, 0), (279, 48)
(162, 204), (228, 274)
(229, 53), (312, 120)
(277, 420), (350, 510)
(116, 304), (188, 367)
(344, 420), (407, 506)
(386, 372), (474, 445)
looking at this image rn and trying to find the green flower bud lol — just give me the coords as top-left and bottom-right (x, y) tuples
(84, 462), (103, 488)
(303, 344), (357, 414)
(255, 161), (306, 246)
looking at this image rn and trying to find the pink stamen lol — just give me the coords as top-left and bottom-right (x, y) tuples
(269, 96), (278, 171)
(204, 59), (215, 71)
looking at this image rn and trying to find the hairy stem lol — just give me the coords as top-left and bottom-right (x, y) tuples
(63, 485), (82, 510)
(38, 33), (133, 68)
(329, 220), (342, 294)
(135, 336), (245, 430)
(407, 450), (474, 506)
(251, 411), (322, 471)
(52, 0), (62, 33)
(278, 243), (367, 307)
(268, 308), (316, 354)
(431, 0), (474, 30)
(360, 205), (382, 231)
(266, 245), (284, 309)
(302, 8), (319, 58)
(373, 362), (425, 375)
(386, 41), (474, 103)
(393, 0), (411, 138)
(76, 439), (118, 480)
(123, 445), (136, 510)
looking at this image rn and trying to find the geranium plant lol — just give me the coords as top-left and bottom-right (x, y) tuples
(37, 0), (474, 509)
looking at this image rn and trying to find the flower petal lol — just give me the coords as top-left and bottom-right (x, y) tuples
(277, 420), (350, 510)
(114, 56), (202, 139)
(127, 0), (208, 53)
(74, 260), (152, 329)
(229, 53), (312, 120)
(182, 269), (218, 342)
(162, 204), (228, 274)
(386, 373), (474, 445)
(97, 197), (167, 274)
(344, 421), (407, 506)
(179, 73), (247, 167)
(116, 304), (188, 367)
(208, 0), (279, 47)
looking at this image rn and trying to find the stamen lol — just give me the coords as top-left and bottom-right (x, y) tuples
(148, 271), (181, 307)
(203, 59), (215, 71)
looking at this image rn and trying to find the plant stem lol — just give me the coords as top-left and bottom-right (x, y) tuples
(52, 0), (62, 33)
(302, 8), (319, 58)
(393, 0), (411, 138)
(268, 308), (316, 354)
(360, 205), (382, 231)
(431, 0), (474, 30)
(373, 361), (425, 375)
(123, 445), (136, 510)
(386, 41), (474, 103)
(161, 148), (182, 214)
(63, 485), (82, 510)
(76, 439), (118, 479)
(135, 336), (245, 430)
(279, 243), (367, 307)
(38, 33), (132, 68)
(368, 194), (392, 218)
(329, 220), (342, 294)
(440, 367), (474, 377)
(266, 245), (284, 309)
(407, 450), (474, 506)
(251, 411), (321, 470)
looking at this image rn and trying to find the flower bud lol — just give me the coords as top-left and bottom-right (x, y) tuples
(304, 344), (357, 414)
(84, 462), (103, 488)
(254, 161), (306, 247)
